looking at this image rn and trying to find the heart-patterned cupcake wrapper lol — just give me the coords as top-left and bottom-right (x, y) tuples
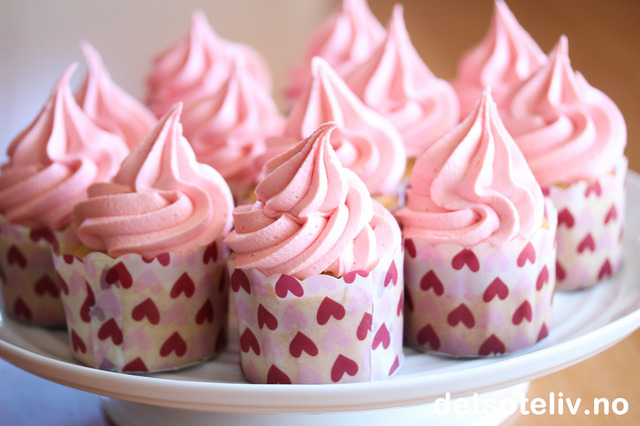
(53, 239), (229, 373)
(230, 247), (404, 384)
(403, 199), (557, 357)
(0, 215), (66, 327)
(547, 157), (627, 291)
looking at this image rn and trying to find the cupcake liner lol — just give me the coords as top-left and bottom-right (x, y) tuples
(404, 200), (557, 357)
(52, 239), (229, 373)
(230, 248), (404, 384)
(0, 215), (66, 327)
(547, 157), (627, 291)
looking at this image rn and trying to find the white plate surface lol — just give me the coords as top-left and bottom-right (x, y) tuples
(1, 174), (640, 415)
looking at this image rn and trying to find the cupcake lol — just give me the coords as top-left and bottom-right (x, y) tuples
(344, 4), (459, 166)
(146, 10), (272, 117)
(181, 55), (284, 205)
(261, 57), (405, 206)
(225, 122), (404, 384)
(75, 41), (157, 149)
(0, 65), (129, 327)
(284, 0), (385, 105)
(451, 0), (547, 118)
(52, 103), (234, 373)
(503, 36), (627, 290)
(395, 90), (557, 357)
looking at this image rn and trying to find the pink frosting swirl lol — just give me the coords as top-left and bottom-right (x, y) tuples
(285, 0), (385, 103)
(76, 41), (157, 149)
(146, 10), (272, 117)
(344, 4), (459, 159)
(395, 90), (543, 247)
(225, 122), (400, 280)
(0, 65), (129, 230)
(503, 36), (627, 187)
(263, 57), (405, 196)
(451, 0), (546, 117)
(181, 56), (284, 188)
(74, 103), (234, 258)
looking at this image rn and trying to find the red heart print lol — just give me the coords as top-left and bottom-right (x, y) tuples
(537, 323), (549, 342)
(196, 299), (214, 324)
(257, 304), (278, 330)
(231, 269), (251, 294)
(598, 260), (613, 280)
(357, 312), (372, 341)
(34, 275), (59, 297)
(57, 272), (69, 295)
(122, 357), (148, 373)
(388, 355), (400, 376)
(80, 282), (96, 323)
(604, 205), (618, 224)
(7, 245), (26, 268)
(512, 300), (533, 325)
(98, 318), (123, 345)
(13, 298), (32, 320)
(536, 266), (549, 291)
(275, 275), (304, 298)
(556, 261), (566, 281)
(71, 330), (87, 353)
(105, 262), (133, 289)
(578, 234), (595, 253)
(557, 208), (575, 228)
(203, 242), (218, 264)
(343, 270), (369, 284)
(331, 354), (359, 382)
(29, 228), (55, 244)
(267, 365), (291, 384)
(541, 186), (550, 196)
(420, 270), (444, 296)
(397, 293), (403, 316)
(585, 181), (602, 197)
(316, 297), (345, 325)
(239, 328), (261, 355)
(517, 242), (536, 267)
(417, 324), (440, 350)
(478, 334), (505, 356)
(483, 277), (509, 302)
(447, 303), (475, 328)
(160, 332), (187, 357)
(451, 249), (479, 272)
(63, 254), (77, 264)
(289, 331), (318, 358)
(142, 253), (170, 266)
(132, 298), (160, 325)
(170, 272), (195, 298)
(384, 261), (398, 287)
(372, 324), (391, 350)
(404, 238), (416, 258)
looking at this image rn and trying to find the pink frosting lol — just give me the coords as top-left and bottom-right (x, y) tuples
(503, 36), (627, 187)
(284, 0), (385, 103)
(263, 57), (405, 196)
(225, 122), (400, 280)
(451, 0), (546, 117)
(76, 41), (157, 149)
(344, 4), (459, 159)
(395, 90), (543, 247)
(74, 103), (234, 258)
(181, 56), (284, 189)
(146, 10), (272, 117)
(0, 65), (129, 230)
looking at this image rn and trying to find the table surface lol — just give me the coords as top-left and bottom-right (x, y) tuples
(1, 0), (640, 425)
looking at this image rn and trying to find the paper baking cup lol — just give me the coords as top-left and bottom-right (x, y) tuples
(52, 239), (229, 373)
(404, 201), (557, 357)
(230, 248), (404, 384)
(0, 216), (66, 327)
(547, 157), (627, 291)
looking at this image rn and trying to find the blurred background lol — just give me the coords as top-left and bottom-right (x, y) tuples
(1, 0), (638, 169)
